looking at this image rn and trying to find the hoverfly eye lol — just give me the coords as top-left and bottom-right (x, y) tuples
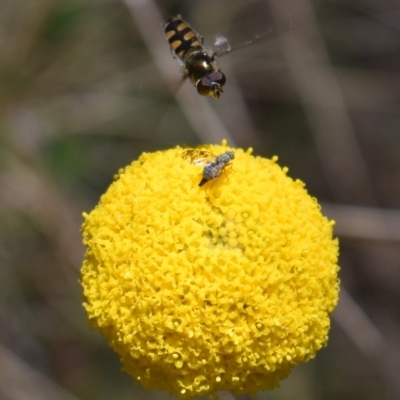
(209, 70), (226, 87)
(196, 79), (212, 96)
(196, 71), (227, 97)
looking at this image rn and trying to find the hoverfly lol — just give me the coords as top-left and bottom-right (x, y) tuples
(164, 5), (291, 99)
(164, 15), (226, 99)
(182, 149), (235, 186)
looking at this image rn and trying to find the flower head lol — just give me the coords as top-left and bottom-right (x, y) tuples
(81, 141), (340, 399)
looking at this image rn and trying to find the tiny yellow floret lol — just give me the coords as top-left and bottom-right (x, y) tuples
(81, 141), (340, 399)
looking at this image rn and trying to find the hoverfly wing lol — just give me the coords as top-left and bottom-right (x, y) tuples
(212, 35), (232, 57)
(212, 4), (292, 58)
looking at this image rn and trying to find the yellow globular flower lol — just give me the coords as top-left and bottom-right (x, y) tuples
(80, 140), (340, 399)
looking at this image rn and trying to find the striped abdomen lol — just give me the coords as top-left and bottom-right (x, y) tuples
(164, 16), (203, 61)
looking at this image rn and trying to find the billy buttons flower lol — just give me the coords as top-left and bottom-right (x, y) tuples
(81, 140), (340, 399)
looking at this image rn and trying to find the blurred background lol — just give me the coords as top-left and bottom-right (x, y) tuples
(1, 0), (399, 399)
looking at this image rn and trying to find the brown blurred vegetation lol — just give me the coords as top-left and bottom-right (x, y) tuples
(0, 0), (399, 399)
